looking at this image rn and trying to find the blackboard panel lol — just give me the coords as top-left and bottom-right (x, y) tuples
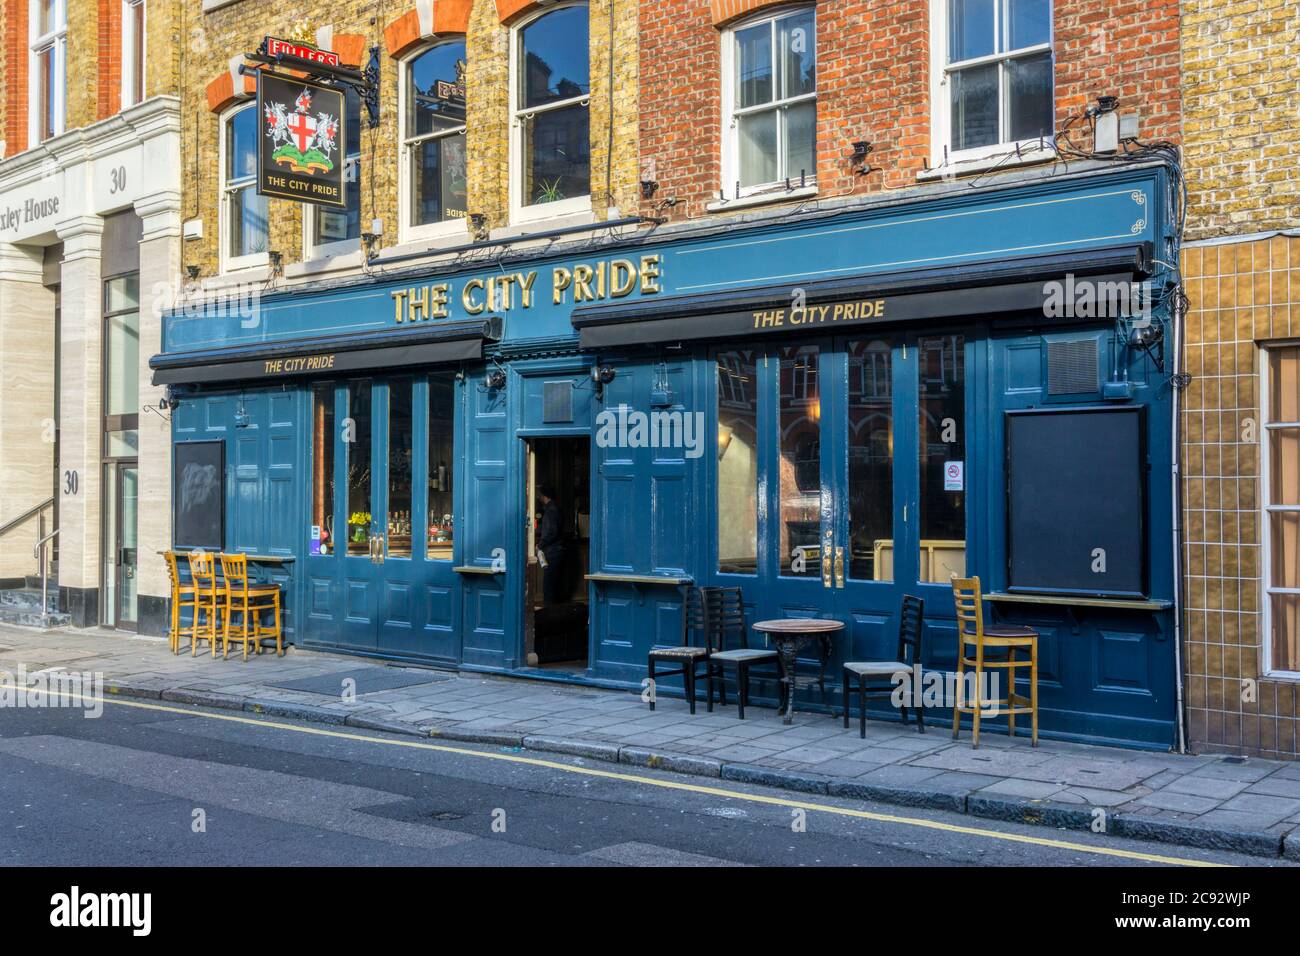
(173, 440), (225, 550)
(1006, 407), (1145, 597)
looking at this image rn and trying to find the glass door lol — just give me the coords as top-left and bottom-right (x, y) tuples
(104, 461), (139, 630)
(338, 379), (381, 650)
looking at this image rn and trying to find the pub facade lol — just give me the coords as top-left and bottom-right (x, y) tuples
(158, 0), (1187, 749)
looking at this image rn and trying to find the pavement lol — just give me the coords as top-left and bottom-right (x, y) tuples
(1, 622), (1299, 861)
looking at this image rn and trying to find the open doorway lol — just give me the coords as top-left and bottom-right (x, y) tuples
(523, 436), (591, 673)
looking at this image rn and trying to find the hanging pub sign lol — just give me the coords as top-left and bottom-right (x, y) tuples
(256, 71), (346, 207)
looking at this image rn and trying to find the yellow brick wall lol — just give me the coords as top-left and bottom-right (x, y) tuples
(181, 0), (639, 278)
(1182, 0), (1300, 240)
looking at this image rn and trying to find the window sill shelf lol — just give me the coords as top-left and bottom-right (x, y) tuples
(706, 185), (818, 214)
(916, 146), (1056, 183)
(285, 249), (365, 281)
(984, 591), (1172, 612)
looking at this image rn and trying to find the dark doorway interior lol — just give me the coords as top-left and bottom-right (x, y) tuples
(525, 436), (591, 672)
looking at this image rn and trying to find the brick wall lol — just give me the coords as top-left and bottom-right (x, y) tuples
(182, 0), (639, 279)
(2, 0), (28, 156)
(97, 0), (122, 120)
(638, 0), (1180, 223)
(1182, 0), (1300, 240)
(1180, 0), (1300, 759)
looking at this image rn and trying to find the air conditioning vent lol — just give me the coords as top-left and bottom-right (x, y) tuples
(1046, 339), (1100, 395)
(542, 381), (574, 423)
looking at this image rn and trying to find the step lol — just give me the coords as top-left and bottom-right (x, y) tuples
(0, 606), (71, 629)
(0, 588), (59, 612)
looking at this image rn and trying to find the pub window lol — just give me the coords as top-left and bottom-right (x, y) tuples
(722, 7), (816, 197)
(121, 0), (146, 109)
(779, 345), (821, 578)
(220, 102), (269, 271)
(401, 40), (469, 241)
(917, 334), (966, 582)
(511, 3), (591, 221)
(311, 384), (336, 555)
(103, 274), (140, 458)
(426, 372), (456, 560)
(934, 0), (1053, 163)
(848, 338), (894, 582)
(717, 350), (758, 574)
(1262, 345), (1300, 677)
(305, 88), (362, 259)
(29, 0), (66, 142)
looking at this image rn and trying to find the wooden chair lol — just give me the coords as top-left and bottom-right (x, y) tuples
(703, 588), (779, 719)
(842, 594), (925, 738)
(219, 553), (283, 661)
(186, 550), (226, 656)
(163, 551), (198, 655)
(647, 586), (715, 715)
(951, 576), (1038, 748)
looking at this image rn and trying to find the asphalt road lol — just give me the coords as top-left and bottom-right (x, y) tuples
(0, 693), (1291, 868)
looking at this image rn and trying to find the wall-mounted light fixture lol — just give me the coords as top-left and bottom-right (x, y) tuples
(185, 264), (200, 280)
(468, 213), (488, 241)
(851, 141), (874, 175)
(268, 250), (284, 278)
(484, 367), (507, 390)
(591, 364), (616, 400)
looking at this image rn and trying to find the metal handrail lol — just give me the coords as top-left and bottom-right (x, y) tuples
(34, 527), (59, 629)
(0, 496), (54, 539)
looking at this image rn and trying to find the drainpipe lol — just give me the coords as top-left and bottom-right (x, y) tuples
(1170, 283), (1188, 754)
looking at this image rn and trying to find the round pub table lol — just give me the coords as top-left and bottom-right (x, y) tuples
(751, 618), (846, 724)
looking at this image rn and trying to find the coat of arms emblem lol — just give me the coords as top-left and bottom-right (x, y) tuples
(263, 86), (339, 175)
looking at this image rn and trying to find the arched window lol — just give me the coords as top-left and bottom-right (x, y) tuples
(723, 6), (816, 198)
(401, 39), (469, 240)
(511, 4), (590, 220)
(306, 87), (362, 258)
(220, 101), (269, 271)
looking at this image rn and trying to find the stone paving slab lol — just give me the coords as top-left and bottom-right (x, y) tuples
(0, 622), (1297, 859)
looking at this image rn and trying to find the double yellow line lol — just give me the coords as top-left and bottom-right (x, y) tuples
(2, 681), (1225, 866)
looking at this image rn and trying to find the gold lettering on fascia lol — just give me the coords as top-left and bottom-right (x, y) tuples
(752, 299), (887, 329)
(264, 354), (338, 374)
(392, 255), (663, 324)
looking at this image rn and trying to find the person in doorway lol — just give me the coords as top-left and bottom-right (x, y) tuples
(536, 483), (566, 605)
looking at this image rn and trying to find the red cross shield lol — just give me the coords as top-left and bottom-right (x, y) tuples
(286, 111), (318, 153)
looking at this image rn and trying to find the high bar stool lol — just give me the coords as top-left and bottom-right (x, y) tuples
(219, 553), (283, 661)
(163, 551), (197, 655)
(950, 575), (1038, 748)
(186, 550), (226, 657)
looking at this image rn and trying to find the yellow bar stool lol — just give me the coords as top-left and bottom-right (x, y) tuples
(163, 551), (197, 655)
(186, 550), (226, 657)
(219, 553), (283, 661)
(950, 575), (1038, 748)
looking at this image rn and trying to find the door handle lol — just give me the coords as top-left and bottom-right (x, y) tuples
(377, 533), (385, 565)
(835, 546), (845, 588)
(368, 534), (378, 563)
(821, 544), (832, 588)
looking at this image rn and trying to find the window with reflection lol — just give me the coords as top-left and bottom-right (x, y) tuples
(944, 0), (1052, 154)
(514, 4), (590, 210)
(427, 373), (456, 559)
(312, 384), (336, 554)
(386, 378), (414, 557)
(311, 87), (362, 253)
(104, 274), (140, 458)
(779, 345), (820, 577)
(917, 335), (966, 582)
(223, 102), (269, 267)
(1264, 345), (1300, 674)
(727, 7), (816, 192)
(345, 381), (372, 555)
(404, 40), (468, 232)
(847, 338), (894, 581)
(717, 350), (759, 574)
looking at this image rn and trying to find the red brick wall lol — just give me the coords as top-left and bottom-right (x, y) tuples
(4, 0), (28, 156)
(98, 0), (122, 120)
(639, 0), (1180, 223)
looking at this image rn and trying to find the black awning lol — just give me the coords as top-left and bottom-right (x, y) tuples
(150, 316), (502, 386)
(572, 242), (1154, 350)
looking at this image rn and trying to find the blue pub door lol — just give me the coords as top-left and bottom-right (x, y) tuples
(715, 332), (971, 701)
(306, 375), (462, 661)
